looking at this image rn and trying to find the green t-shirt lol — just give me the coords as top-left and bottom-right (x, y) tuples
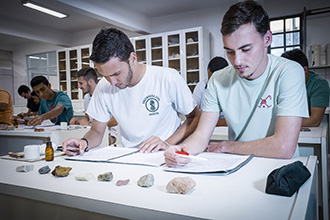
(306, 71), (330, 114)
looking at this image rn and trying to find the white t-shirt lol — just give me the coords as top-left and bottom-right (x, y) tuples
(87, 65), (196, 148)
(83, 93), (93, 124)
(203, 54), (309, 157)
(193, 78), (208, 109)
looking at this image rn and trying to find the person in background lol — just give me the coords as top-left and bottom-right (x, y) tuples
(281, 49), (330, 127)
(165, 0), (309, 167)
(193, 56), (228, 126)
(17, 85), (40, 117)
(0, 87), (13, 129)
(63, 27), (200, 156)
(27, 76), (73, 126)
(69, 67), (118, 144)
(30, 91), (41, 106)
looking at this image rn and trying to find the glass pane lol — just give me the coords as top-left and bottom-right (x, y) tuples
(151, 37), (162, 48)
(270, 48), (284, 57)
(286, 17), (300, 31)
(286, 32), (300, 46)
(186, 31), (198, 43)
(151, 48), (162, 60)
(135, 39), (146, 50)
(271, 34), (284, 47)
(168, 34), (180, 45)
(186, 44), (198, 57)
(168, 46), (180, 59)
(270, 20), (283, 33)
(187, 70), (199, 84)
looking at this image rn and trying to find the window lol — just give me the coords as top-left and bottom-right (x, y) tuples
(269, 16), (302, 56)
(27, 51), (58, 89)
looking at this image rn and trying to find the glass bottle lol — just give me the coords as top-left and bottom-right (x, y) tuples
(13, 119), (18, 128)
(45, 137), (54, 161)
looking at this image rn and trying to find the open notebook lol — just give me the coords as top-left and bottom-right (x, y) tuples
(65, 146), (166, 167)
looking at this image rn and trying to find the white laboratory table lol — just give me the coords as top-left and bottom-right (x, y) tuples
(211, 125), (328, 220)
(0, 126), (109, 156)
(0, 154), (317, 220)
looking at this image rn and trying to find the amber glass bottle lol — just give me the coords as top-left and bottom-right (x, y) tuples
(45, 137), (54, 161)
(13, 119), (18, 128)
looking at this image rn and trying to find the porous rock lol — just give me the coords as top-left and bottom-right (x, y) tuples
(51, 165), (72, 177)
(38, 165), (51, 174)
(97, 172), (113, 182)
(137, 173), (154, 187)
(75, 173), (94, 181)
(16, 164), (34, 172)
(166, 177), (196, 194)
(116, 179), (130, 186)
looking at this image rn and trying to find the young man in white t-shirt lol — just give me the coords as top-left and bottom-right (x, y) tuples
(165, 1), (309, 167)
(62, 28), (200, 155)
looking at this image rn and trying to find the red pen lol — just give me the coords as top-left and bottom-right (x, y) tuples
(175, 151), (207, 161)
(175, 151), (189, 155)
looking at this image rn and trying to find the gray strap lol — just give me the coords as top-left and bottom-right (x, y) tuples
(234, 72), (272, 141)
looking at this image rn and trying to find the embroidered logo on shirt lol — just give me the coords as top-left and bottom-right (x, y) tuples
(258, 95), (272, 108)
(142, 94), (160, 116)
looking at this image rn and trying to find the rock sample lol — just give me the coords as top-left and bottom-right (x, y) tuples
(16, 164), (34, 172)
(137, 173), (154, 187)
(51, 165), (72, 177)
(97, 172), (113, 182)
(75, 173), (94, 181)
(38, 165), (51, 174)
(166, 177), (196, 194)
(116, 179), (130, 186)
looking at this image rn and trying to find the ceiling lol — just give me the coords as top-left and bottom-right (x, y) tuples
(0, 0), (237, 48)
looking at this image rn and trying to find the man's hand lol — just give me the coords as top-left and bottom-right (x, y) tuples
(138, 136), (170, 153)
(164, 145), (190, 168)
(0, 124), (8, 130)
(27, 115), (44, 126)
(207, 141), (228, 153)
(62, 138), (87, 156)
(70, 117), (80, 125)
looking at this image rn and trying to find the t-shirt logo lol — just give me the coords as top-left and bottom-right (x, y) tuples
(48, 103), (59, 123)
(258, 95), (272, 108)
(143, 94), (160, 116)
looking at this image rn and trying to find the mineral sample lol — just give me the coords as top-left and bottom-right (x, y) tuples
(16, 164), (34, 172)
(137, 173), (154, 187)
(38, 165), (51, 174)
(51, 165), (72, 177)
(166, 177), (196, 194)
(116, 179), (130, 186)
(97, 172), (113, 182)
(75, 173), (94, 181)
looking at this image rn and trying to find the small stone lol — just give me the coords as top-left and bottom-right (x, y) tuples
(16, 164), (34, 172)
(137, 173), (154, 187)
(166, 177), (196, 194)
(75, 173), (94, 181)
(97, 172), (113, 181)
(38, 165), (51, 174)
(51, 165), (72, 177)
(116, 179), (130, 186)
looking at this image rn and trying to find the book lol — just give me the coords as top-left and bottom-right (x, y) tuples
(65, 146), (165, 167)
(163, 153), (254, 174)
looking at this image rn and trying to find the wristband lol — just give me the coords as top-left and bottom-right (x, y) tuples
(81, 138), (89, 152)
(163, 140), (171, 147)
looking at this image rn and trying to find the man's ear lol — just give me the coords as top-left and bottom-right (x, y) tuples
(264, 30), (272, 47)
(48, 83), (52, 89)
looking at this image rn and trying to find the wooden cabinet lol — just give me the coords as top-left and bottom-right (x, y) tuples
(131, 27), (210, 92)
(57, 45), (92, 101)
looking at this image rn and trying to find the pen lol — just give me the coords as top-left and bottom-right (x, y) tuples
(175, 151), (208, 161)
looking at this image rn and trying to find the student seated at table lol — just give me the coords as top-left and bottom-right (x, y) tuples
(164, 0), (309, 167)
(0, 87), (13, 129)
(30, 91), (41, 107)
(17, 85), (40, 117)
(27, 76), (73, 126)
(62, 27), (200, 156)
(69, 67), (118, 144)
(281, 49), (330, 127)
(193, 56), (228, 126)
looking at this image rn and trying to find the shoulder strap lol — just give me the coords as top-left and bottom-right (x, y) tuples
(234, 72), (272, 141)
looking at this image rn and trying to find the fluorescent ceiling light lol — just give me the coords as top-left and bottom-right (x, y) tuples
(21, 1), (67, 19)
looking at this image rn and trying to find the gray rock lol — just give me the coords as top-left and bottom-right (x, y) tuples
(16, 164), (34, 172)
(137, 173), (154, 187)
(166, 177), (196, 194)
(38, 165), (51, 174)
(97, 172), (113, 182)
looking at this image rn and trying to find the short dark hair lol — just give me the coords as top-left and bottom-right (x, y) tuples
(30, 75), (49, 88)
(207, 57), (229, 73)
(77, 67), (98, 83)
(90, 27), (135, 64)
(31, 91), (38, 97)
(17, 85), (30, 95)
(221, 0), (270, 37)
(281, 49), (309, 68)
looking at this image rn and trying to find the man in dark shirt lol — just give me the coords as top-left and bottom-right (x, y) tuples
(17, 85), (40, 117)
